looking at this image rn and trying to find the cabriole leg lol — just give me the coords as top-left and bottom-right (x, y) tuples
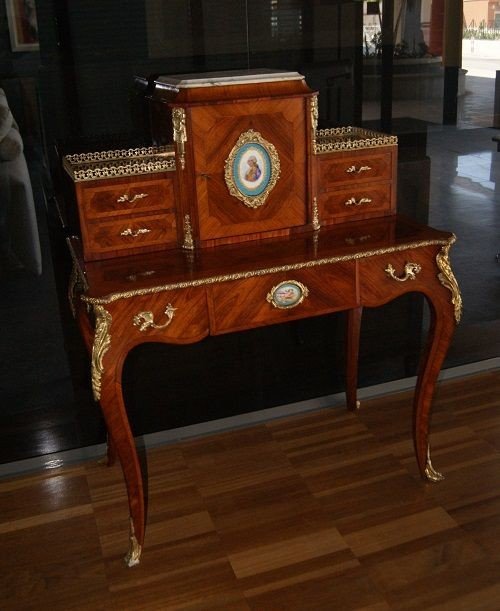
(413, 295), (456, 482)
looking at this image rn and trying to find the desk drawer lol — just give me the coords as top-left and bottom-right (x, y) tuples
(318, 182), (393, 224)
(111, 287), (209, 344)
(80, 175), (174, 219)
(359, 246), (438, 306)
(209, 263), (358, 334)
(84, 212), (177, 258)
(319, 151), (392, 188)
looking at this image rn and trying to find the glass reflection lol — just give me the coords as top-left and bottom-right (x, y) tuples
(0, 0), (497, 468)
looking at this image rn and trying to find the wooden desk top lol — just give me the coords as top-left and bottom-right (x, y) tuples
(69, 214), (453, 305)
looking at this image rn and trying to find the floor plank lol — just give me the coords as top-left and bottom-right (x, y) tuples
(1, 371), (499, 609)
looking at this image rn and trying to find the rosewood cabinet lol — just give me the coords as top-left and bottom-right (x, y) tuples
(63, 148), (178, 260)
(315, 136), (397, 225)
(64, 71), (398, 260)
(65, 70), (461, 567)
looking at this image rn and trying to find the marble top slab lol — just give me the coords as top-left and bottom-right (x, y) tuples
(155, 69), (304, 89)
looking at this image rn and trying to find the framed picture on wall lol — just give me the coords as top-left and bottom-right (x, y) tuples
(5, 0), (39, 52)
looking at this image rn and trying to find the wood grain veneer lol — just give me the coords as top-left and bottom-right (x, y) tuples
(85, 212), (176, 256)
(189, 98), (309, 242)
(315, 144), (398, 226)
(74, 172), (178, 261)
(208, 263), (357, 334)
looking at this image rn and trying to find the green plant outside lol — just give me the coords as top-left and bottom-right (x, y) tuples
(463, 22), (500, 40)
(364, 32), (434, 58)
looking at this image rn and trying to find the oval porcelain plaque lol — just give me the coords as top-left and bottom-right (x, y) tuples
(233, 143), (271, 197)
(266, 280), (309, 309)
(224, 129), (280, 209)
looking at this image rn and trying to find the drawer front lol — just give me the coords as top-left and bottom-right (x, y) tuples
(359, 246), (438, 307)
(319, 151), (392, 188)
(111, 287), (209, 344)
(319, 182), (392, 223)
(81, 176), (174, 219)
(84, 212), (177, 256)
(209, 263), (358, 334)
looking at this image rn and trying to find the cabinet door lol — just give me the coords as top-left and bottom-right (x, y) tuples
(189, 97), (308, 241)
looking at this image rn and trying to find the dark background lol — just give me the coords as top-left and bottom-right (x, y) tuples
(0, 1), (494, 465)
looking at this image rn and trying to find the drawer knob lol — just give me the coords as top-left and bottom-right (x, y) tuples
(345, 197), (373, 207)
(385, 262), (422, 282)
(120, 227), (152, 238)
(346, 165), (372, 174)
(267, 280), (309, 309)
(133, 304), (177, 332)
(116, 193), (149, 204)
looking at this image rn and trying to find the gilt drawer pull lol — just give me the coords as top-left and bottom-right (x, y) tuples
(385, 262), (422, 282)
(133, 304), (177, 332)
(267, 280), (309, 309)
(116, 193), (149, 204)
(346, 165), (372, 174)
(120, 227), (152, 238)
(345, 196), (373, 207)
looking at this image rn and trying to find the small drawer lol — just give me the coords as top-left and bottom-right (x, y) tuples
(319, 151), (392, 189)
(111, 287), (209, 344)
(208, 263), (358, 334)
(318, 182), (393, 224)
(80, 175), (174, 219)
(84, 212), (177, 257)
(359, 246), (438, 307)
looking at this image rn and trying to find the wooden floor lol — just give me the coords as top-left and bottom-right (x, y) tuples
(2, 370), (500, 610)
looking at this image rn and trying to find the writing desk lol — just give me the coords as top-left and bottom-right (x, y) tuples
(69, 213), (461, 566)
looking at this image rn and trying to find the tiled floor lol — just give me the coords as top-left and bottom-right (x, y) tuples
(427, 125), (500, 326)
(365, 71), (500, 364)
(363, 73), (496, 129)
(424, 75), (500, 367)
